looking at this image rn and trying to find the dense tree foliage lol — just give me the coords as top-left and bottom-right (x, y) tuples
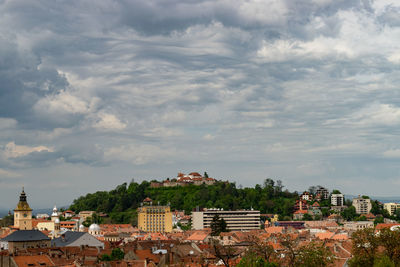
(0, 214), (13, 227)
(349, 228), (400, 266)
(99, 248), (125, 261)
(70, 179), (298, 224)
(210, 215), (228, 236)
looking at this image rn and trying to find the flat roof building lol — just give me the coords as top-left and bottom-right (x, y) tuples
(352, 197), (372, 215)
(192, 208), (260, 231)
(138, 198), (172, 233)
(384, 203), (400, 216)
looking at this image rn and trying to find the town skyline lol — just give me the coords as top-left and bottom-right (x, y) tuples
(1, 1), (400, 208)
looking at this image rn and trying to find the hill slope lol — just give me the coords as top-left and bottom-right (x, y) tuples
(69, 179), (298, 224)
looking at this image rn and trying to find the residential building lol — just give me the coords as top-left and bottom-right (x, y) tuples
(316, 186), (329, 200)
(331, 194), (344, 206)
(79, 211), (95, 222)
(343, 221), (374, 231)
(14, 188), (33, 230)
(192, 208), (260, 231)
(1, 230), (51, 253)
(138, 198), (173, 233)
(300, 192), (313, 201)
(352, 196), (372, 214)
(384, 203), (400, 216)
(294, 199), (308, 211)
(293, 210), (307, 220)
(331, 205), (347, 213)
(51, 231), (104, 248)
(308, 202), (322, 218)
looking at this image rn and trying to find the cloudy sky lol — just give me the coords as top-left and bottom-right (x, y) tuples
(1, 0), (400, 209)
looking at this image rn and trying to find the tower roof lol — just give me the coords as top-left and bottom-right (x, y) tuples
(15, 188), (32, 211)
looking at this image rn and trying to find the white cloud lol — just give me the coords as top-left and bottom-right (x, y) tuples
(93, 112), (127, 131)
(3, 142), (53, 159)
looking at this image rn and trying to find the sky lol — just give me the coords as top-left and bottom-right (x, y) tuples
(1, 0), (400, 209)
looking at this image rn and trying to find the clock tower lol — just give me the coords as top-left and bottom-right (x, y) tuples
(14, 188), (32, 230)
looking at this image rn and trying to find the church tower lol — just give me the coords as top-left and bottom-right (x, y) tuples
(14, 188), (33, 230)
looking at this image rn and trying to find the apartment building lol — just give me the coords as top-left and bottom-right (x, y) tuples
(138, 198), (172, 233)
(192, 208), (260, 231)
(384, 203), (400, 216)
(331, 194), (344, 206)
(352, 197), (372, 214)
(315, 186), (329, 200)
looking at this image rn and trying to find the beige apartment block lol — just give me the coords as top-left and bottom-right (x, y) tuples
(384, 203), (400, 216)
(352, 197), (372, 214)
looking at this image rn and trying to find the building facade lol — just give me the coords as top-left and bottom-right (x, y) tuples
(315, 186), (329, 200)
(331, 194), (344, 206)
(14, 188), (33, 230)
(138, 198), (172, 233)
(192, 208), (260, 231)
(384, 203), (400, 216)
(352, 197), (372, 214)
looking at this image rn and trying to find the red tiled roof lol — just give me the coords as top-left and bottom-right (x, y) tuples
(13, 255), (55, 267)
(316, 231), (335, 240)
(265, 226), (284, 234)
(376, 223), (400, 230)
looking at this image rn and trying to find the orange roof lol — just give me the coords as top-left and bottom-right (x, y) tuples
(32, 219), (49, 228)
(186, 231), (209, 241)
(312, 202), (320, 207)
(265, 226), (284, 234)
(332, 233), (349, 240)
(316, 231), (335, 240)
(13, 255), (55, 267)
(189, 172), (201, 176)
(135, 249), (161, 263)
(143, 197), (152, 202)
(376, 223), (400, 230)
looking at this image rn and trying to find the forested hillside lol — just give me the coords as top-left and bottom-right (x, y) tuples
(69, 179), (298, 224)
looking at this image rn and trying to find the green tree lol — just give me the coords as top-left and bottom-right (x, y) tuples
(377, 228), (400, 265)
(303, 213), (313, 221)
(111, 248), (125, 260)
(341, 206), (357, 221)
(349, 228), (379, 267)
(374, 216), (384, 225)
(0, 214), (13, 227)
(294, 242), (333, 267)
(211, 214), (228, 236)
(373, 256), (395, 267)
(236, 251), (278, 267)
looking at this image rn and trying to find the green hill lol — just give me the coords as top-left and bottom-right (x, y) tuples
(69, 179), (298, 225)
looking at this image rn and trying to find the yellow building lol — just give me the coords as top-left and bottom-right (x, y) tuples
(138, 198), (172, 233)
(384, 203), (400, 216)
(14, 188), (33, 230)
